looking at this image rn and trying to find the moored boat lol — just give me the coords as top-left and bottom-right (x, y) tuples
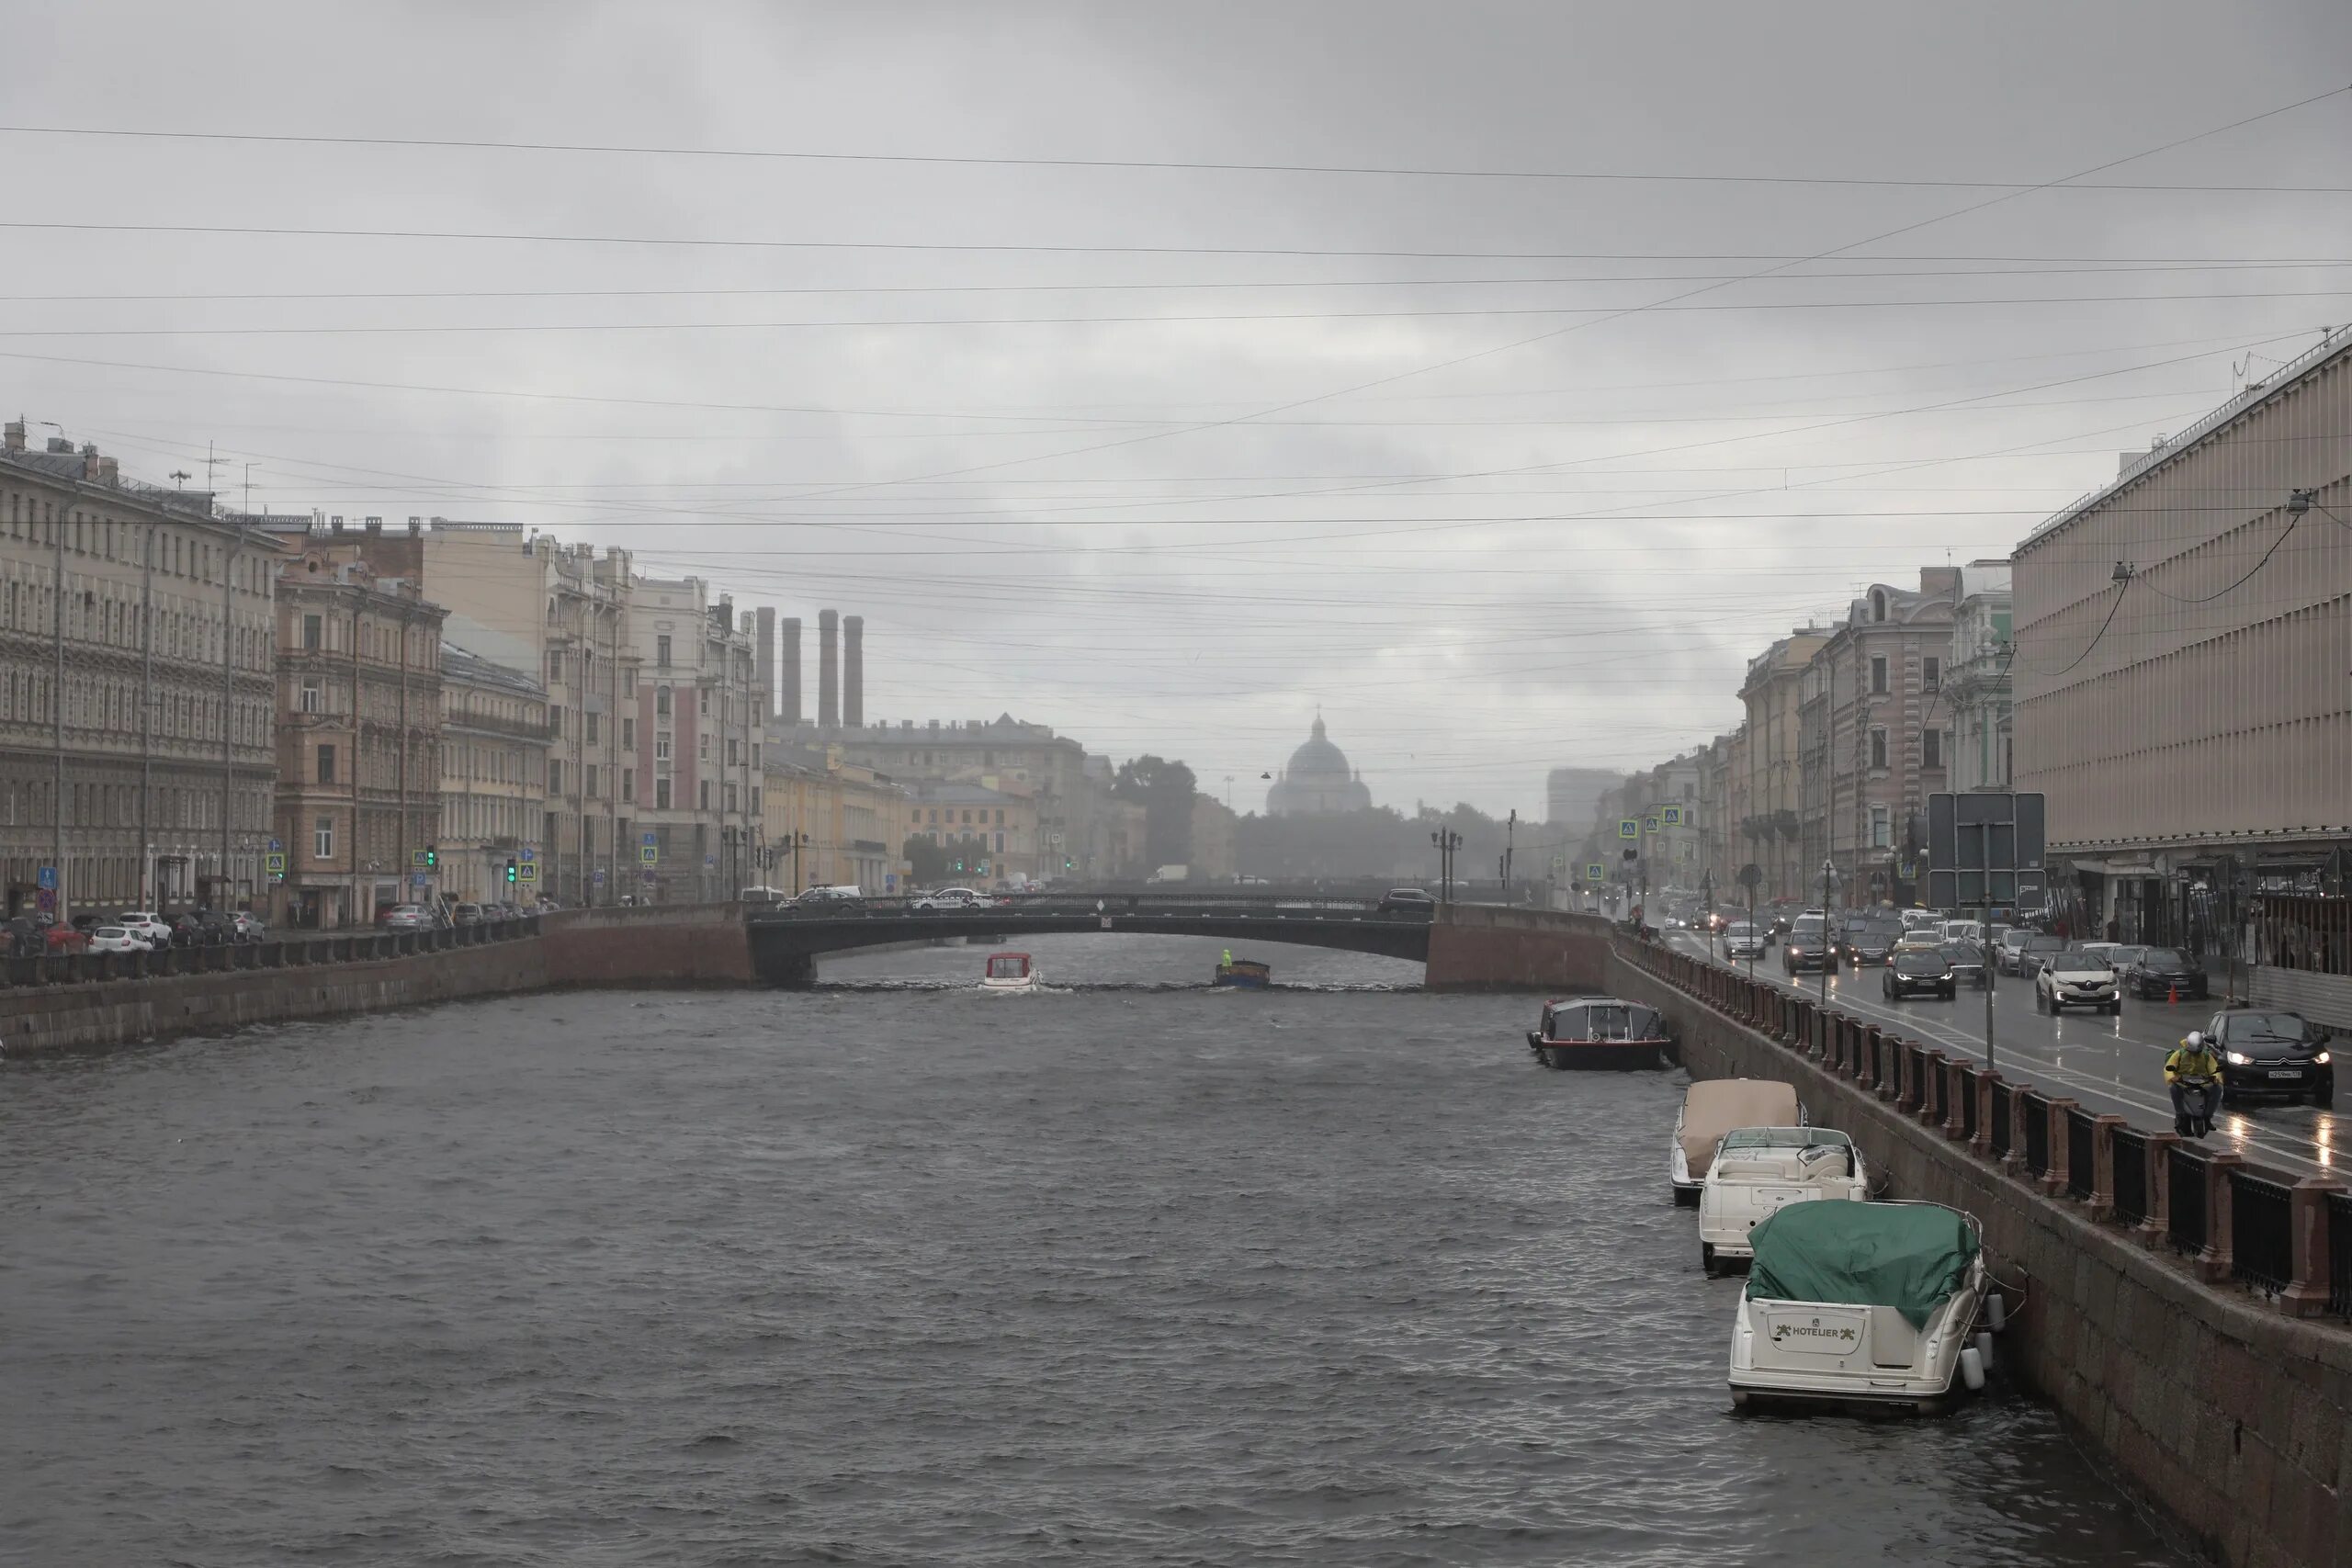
(980, 951), (1039, 991)
(1524, 997), (1671, 1071)
(1729, 1200), (1992, 1415)
(1214, 958), (1272, 989)
(1698, 1127), (1867, 1275)
(1670, 1078), (1803, 1206)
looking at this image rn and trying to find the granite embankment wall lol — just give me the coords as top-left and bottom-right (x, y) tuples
(0, 906), (753, 1055)
(1424, 905), (1612, 991)
(1611, 942), (2352, 1568)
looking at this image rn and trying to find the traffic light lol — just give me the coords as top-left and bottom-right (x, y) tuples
(503, 859), (517, 884)
(424, 844), (437, 868)
(1064, 858), (1073, 870)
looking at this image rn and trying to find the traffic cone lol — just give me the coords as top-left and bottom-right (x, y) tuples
(2168, 979), (2178, 1005)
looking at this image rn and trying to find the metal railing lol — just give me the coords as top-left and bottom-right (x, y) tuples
(2168, 1148), (2210, 1257)
(2230, 1170), (2296, 1294)
(2021, 1090), (2051, 1177)
(1990, 1081), (2014, 1157)
(0, 917), (539, 987)
(2065, 1108), (2096, 1201)
(2111, 1128), (2150, 1225)
(1929, 1054), (1950, 1124)
(1955, 1064), (1979, 1142)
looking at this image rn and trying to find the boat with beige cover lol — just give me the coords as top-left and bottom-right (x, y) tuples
(1669, 1077), (1802, 1207)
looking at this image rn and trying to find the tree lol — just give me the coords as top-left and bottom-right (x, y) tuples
(1114, 754), (1198, 868)
(903, 833), (949, 885)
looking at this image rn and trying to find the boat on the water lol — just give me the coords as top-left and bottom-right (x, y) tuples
(1524, 997), (1671, 1071)
(1699, 1127), (1867, 1275)
(1214, 958), (1272, 989)
(1671, 1078), (1803, 1206)
(1729, 1200), (1993, 1415)
(980, 951), (1039, 991)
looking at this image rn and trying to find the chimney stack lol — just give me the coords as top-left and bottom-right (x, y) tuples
(780, 616), (803, 725)
(3, 420), (24, 453)
(754, 607), (776, 720)
(818, 608), (840, 728)
(842, 615), (865, 729)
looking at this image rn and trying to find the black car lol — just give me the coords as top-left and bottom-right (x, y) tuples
(2120, 946), (2209, 1001)
(2207, 1009), (2334, 1107)
(2011, 934), (2066, 978)
(1883, 946), (1957, 1000)
(1377, 887), (1436, 918)
(1782, 915), (1838, 975)
(1939, 941), (1988, 988)
(1842, 920), (1903, 966)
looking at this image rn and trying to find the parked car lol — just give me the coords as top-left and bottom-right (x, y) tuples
(1377, 887), (1436, 917)
(451, 902), (484, 927)
(1883, 946), (1957, 1000)
(86, 925), (147, 954)
(2120, 946), (2210, 1001)
(1994, 929), (2040, 974)
(172, 910), (235, 946)
(5, 915), (87, 955)
(378, 904), (433, 931)
(2036, 946), (2120, 1015)
(231, 910), (267, 942)
(2205, 1008), (2334, 1107)
(117, 911), (175, 951)
(2010, 933), (2066, 977)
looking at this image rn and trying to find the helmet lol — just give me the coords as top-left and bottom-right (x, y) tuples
(2184, 1032), (2205, 1049)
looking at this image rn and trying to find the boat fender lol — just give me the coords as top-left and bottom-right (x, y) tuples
(1960, 1346), (1986, 1392)
(1984, 1292), (2007, 1332)
(1973, 1331), (1996, 1372)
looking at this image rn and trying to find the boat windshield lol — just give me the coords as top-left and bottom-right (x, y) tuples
(986, 955), (1028, 979)
(1720, 1127), (1852, 1152)
(1548, 1003), (1653, 1041)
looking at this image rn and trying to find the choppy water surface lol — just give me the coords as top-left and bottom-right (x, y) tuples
(3, 934), (2185, 1566)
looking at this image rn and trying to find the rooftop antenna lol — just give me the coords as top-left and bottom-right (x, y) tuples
(169, 469), (192, 487)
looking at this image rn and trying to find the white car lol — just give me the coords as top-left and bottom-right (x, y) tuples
(87, 925), (147, 954)
(1723, 922), (1768, 960)
(2036, 949), (2121, 1015)
(912, 886), (991, 911)
(116, 911), (173, 951)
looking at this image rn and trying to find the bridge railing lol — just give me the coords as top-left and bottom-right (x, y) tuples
(748, 892), (1432, 922)
(1616, 925), (2347, 1324)
(0, 914), (543, 990)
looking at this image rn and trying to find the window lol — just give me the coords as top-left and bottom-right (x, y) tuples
(1923, 728), (1943, 769)
(585, 765), (599, 798)
(1870, 807), (1891, 848)
(698, 734), (709, 762)
(1869, 728), (1888, 770)
(699, 688), (710, 716)
(656, 685), (671, 717)
(656, 634), (671, 666)
(995, 831), (1005, 852)
(656, 778), (672, 810)
(724, 784), (738, 813)
(621, 717), (634, 750)
(316, 744), (336, 784)
(995, 808), (1005, 825)
(548, 760), (563, 795)
(585, 712), (598, 745)
(621, 771), (635, 803)
(699, 780), (711, 810)
(302, 614), (322, 650)
(314, 816), (334, 860)
(1870, 655), (1888, 695)
(1922, 656), (1940, 692)
(298, 680), (320, 715)
(655, 735), (672, 762)
(547, 649), (563, 683)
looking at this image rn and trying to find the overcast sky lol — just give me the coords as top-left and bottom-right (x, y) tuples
(6, 1), (2350, 817)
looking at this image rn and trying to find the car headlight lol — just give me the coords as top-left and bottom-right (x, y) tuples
(2316, 1052), (2332, 1066)
(2225, 1051), (2254, 1066)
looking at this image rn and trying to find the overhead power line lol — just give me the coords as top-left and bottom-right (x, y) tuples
(7, 116), (2352, 193)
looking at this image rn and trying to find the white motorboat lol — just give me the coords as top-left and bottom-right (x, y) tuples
(1699, 1127), (1867, 1275)
(980, 951), (1039, 991)
(1670, 1078), (1802, 1206)
(1729, 1201), (1992, 1415)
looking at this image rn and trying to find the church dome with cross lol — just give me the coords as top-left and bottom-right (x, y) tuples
(1266, 715), (1374, 817)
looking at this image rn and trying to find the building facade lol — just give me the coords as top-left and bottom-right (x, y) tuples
(1266, 716), (1373, 816)
(1798, 571), (1956, 908)
(1736, 629), (1826, 904)
(627, 578), (761, 903)
(1544, 765), (1623, 832)
(831, 715), (1118, 878)
(2013, 324), (2351, 975)
(760, 739), (908, 895)
(1946, 561), (2014, 794)
(271, 548), (445, 928)
(0, 425), (278, 919)
(904, 779), (1040, 887)
(438, 643), (549, 904)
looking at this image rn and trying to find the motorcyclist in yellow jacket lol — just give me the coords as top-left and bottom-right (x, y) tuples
(2165, 1031), (2223, 1134)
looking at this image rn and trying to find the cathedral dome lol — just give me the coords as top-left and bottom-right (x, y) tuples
(1267, 716), (1374, 817)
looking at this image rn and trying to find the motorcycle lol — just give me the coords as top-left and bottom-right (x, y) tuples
(2174, 1074), (2218, 1139)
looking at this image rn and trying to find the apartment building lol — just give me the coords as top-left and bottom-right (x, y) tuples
(439, 643), (550, 904)
(628, 577), (762, 902)
(262, 517), (634, 907)
(831, 716), (1117, 878)
(905, 779), (1042, 887)
(1797, 571), (1956, 908)
(271, 548), (445, 928)
(1946, 561), (2015, 794)
(1734, 628), (1827, 904)
(0, 424), (278, 919)
(760, 737), (908, 894)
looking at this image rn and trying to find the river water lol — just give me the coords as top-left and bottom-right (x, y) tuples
(2, 933), (2188, 1566)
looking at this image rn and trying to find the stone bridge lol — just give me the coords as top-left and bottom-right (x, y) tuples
(744, 896), (1613, 990)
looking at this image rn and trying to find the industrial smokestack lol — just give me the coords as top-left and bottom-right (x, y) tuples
(780, 617), (802, 726)
(818, 608), (840, 728)
(842, 615), (864, 728)
(754, 607), (776, 720)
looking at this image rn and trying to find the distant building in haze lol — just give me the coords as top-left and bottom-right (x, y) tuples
(1266, 716), (1372, 816)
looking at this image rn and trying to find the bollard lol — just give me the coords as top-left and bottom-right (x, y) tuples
(2198, 1152), (2245, 1281)
(2278, 1177), (2345, 1316)
(2087, 1114), (2128, 1220)
(2139, 1132), (2179, 1244)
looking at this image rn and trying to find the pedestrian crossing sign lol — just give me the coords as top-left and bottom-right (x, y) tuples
(1618, 818), (1638, 839)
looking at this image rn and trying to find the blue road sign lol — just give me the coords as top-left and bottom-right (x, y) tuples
(519, 846), (536, 863)
(37, 865), (56, 890)
(268, 838), (282, 853)
(593, 869), (605, 886)
(641, 832), (657, 847)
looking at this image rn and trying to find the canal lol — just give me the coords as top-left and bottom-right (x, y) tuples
(2, 933), (2189, 1565)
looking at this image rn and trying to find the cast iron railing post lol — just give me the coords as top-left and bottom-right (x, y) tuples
(2279, 1177), (2342, 1317)
(2041, 1098), (2079, 1197)
(2200, 1152), (2245, 1282)
(2089, 1113), (2127, 1220)
(2143, 1132), (2178, 1243)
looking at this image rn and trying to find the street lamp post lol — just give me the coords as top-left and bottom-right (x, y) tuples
(1701, 868), (1717, 963)
(1819, 857), (1839, 1010)
(1430, 829), (1464, 904)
